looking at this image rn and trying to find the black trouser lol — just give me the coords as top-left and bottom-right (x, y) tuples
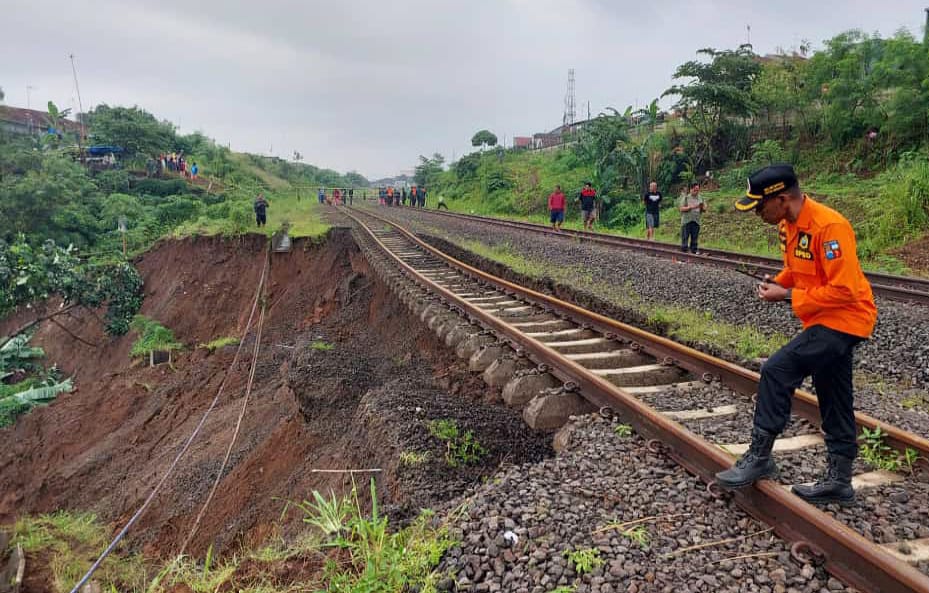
(753, 324), (864, 459)
(437, 203), (448, 210)
(256, 211), (267, 226)
(681, 221), (699, 253)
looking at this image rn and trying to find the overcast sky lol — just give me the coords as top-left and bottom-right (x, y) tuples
(2, 1), (926, 179)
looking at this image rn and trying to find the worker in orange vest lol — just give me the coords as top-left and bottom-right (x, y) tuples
(716, 164), (877, 505)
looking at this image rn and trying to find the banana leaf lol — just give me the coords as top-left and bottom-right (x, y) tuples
(10, 378), (73, 404)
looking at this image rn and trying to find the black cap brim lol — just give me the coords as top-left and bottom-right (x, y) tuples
(735, 195), (761, 212)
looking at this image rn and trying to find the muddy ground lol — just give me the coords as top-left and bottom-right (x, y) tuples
(0, 229), (552, 559)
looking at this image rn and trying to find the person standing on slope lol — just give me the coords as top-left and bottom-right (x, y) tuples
(254, 193), (269, 227)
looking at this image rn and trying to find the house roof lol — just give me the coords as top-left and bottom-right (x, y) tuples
(0, 105), (82, 133)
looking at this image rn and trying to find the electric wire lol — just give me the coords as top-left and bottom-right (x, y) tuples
(67, 247), (270, 593)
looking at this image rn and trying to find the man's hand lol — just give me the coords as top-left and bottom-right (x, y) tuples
(757, 275), (788, 302)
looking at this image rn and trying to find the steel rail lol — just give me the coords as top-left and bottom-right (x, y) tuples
(411, 208), (929, 305)
(346, 206), (929, 593)
(355, 207), (929, 460)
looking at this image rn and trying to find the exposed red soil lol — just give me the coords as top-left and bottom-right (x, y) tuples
(890, 233), (929, 277)
(0, 230), (552, 574)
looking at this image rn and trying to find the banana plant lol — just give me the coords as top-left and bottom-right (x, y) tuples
(0, 332), (45, 378)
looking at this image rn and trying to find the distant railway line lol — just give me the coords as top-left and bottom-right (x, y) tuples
(415, 209), (929, 306)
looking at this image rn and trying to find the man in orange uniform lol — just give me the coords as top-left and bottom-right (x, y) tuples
(716, 164), (877, 504)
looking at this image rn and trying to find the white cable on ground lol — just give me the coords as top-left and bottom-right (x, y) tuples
(177, 293), (267, 556)
(68, 251), (270, 593)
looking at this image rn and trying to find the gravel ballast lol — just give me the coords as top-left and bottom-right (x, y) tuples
(437, 414), (858, 593)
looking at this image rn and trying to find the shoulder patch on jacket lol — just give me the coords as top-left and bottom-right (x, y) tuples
(823, 239), (842, 260)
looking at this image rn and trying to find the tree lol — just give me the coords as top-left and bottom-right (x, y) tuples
(414, 153), (445, 187)
(86, 104), (176, 156)
(574, 107), (632, 197)
(471, 129), (498, 151)
(802, 30), (885, 147)
(663, 45), (760, 169)
(752, 57), (808, 139)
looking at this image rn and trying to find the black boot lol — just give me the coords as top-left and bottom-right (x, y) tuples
(715, 427), (779, 489)
(792, 454), (855, 504)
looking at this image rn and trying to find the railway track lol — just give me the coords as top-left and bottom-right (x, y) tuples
(343, 205), (929, 593)
(412, 208), (929, 306)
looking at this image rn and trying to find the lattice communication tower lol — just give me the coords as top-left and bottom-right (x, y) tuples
(563, 69), (576, 127)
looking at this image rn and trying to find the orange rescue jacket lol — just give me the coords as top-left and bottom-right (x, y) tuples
(773, 196), (877, 338)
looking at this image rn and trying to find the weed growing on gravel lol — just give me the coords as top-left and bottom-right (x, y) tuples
(622, 525), (650, 549)
(901, 393), (929, 412)
(613, 423), (633, 437)
(563, 548), (603, 576)
(198, 336), (239, 352)
(399, 450), (431, 466)
(859, 426), (902, 471)
(427, 419), (487, 467)
(903, 447), (925, 475)
(309, 340), (335, 351)
(549, 586), (577, 593)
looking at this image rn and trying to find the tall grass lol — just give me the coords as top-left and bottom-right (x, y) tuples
(858, 157), (929, 260)
(13, 512), (148, 592)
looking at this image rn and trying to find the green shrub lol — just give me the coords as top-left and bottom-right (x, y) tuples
(131, 177), (189, 197)
(130, 315), (182, 364)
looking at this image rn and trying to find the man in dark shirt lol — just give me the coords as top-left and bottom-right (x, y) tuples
(643, 181), (662, 240)
(254, 193), (269, 227)
(578, 182), (597, 230)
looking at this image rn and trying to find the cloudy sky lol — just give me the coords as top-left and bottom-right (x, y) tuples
(2, 0), (925, 179)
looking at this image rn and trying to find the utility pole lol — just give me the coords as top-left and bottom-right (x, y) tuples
(746, 24), (752, 47)
(69, 54), (86, 145)
(924, 8), (929, 47)
(26, 85), (34, 109)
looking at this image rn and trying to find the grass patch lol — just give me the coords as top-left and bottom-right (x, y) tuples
(12, 512), (148, 592)
(301, 479), (455, 591)
(176, 186), (330, 240)
(646, 305), (787, 360)
(198, 336), (239, 352)
(456, 239), (549, 279)
(309, 340), (335, 351)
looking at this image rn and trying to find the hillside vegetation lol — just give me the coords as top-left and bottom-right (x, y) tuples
(424, 27), (929, 274)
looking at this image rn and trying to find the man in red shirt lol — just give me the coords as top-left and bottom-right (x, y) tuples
(548, 184), (566, 230)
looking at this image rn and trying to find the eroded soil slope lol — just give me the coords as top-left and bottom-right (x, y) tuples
(0, 230), (551, 557)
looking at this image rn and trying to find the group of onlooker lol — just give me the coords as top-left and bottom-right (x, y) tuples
(547, 181), (707, 254)
(379, 185), (427, 207)
(318, 187), (356, 205)
(147, 152), (199, 180)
